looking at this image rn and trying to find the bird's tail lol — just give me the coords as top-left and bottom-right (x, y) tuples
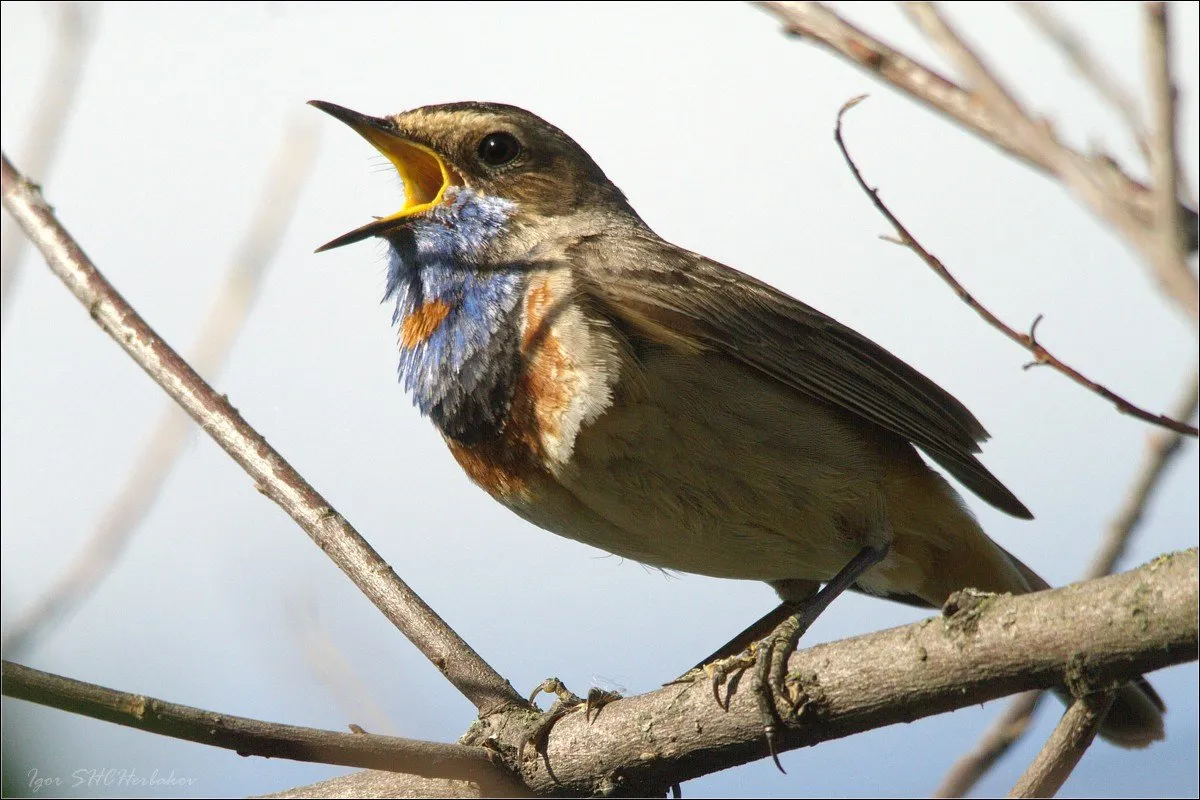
(882, 465), (1165, 749)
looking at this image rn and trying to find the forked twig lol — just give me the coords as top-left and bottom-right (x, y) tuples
(934, 692), (1044, 798)
(834, 97), (1197, 437)
(756, 1), (1199, 319)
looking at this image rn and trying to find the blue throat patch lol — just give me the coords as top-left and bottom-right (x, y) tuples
(383, 188), (527, 442)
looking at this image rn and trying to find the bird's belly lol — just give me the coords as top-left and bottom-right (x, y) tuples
(542, 350), (891, 582)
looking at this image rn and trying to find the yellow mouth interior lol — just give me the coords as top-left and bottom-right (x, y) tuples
(361, 130), (453, 221)
(314, 119), (457, 252)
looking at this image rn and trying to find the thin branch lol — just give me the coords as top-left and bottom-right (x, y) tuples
(1007, 691), (1117, 799)
(274, 551), (1199, 797)
(756, 2), (1199, 313)
(1086, 370), (1200, 577)
(900, 3), (1031, 133)
(934, 369), (1199, 797)
(0, 152), (528, 717)
(1, 118), (322, 658)
(934, 691), (1044, 798)
(1015, 3), (1148, 154)
(0, 2), (97, 325)
(1144, 2), (1196, 322)
(756, 1), (1059, 174)
(903, 0), (1197, 323)
(834, 98), (1197, 436)
(0, 660), (529, 796)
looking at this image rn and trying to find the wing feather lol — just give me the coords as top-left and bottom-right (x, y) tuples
(570, 229), (1032, 519)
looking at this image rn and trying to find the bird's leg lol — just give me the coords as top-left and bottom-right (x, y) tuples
(756, 543), (889, 771)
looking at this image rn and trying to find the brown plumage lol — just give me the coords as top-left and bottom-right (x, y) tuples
(313, 99), (1165, 749)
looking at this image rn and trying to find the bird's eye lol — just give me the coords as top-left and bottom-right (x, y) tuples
(477, 132), (522, 167)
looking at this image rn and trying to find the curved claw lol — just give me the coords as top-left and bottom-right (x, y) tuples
(527, 676), (582, 707)
(519, 679), (623, 762)
(585, 686), (622, 723)
(699, 649), (758, 710)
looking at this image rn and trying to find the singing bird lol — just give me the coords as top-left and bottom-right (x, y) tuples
(311, 100), (1164, 749)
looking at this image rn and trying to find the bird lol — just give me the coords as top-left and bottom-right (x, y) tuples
(310, 99), (1165, 754)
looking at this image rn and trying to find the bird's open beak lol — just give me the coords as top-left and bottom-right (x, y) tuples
(309, 100), (455, 252)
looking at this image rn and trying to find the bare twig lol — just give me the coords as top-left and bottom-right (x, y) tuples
(1015, 3), (1148, 154)
(1, 119), (321, 658)
(1008, 691), (1118, 798)
(1144, 2), (1196, 322)
(0, 2), (96, 325)
(0, 152), (528, 717)
(900, 3), (1031, 133)
(903, 0), (1197, 323)
(756, 2), (1199, 310)
(1086, 370), (1200, 577)
(835, 98), (1197, 436)
(934, 369), (1199, 797)
(276, 551), (1199, 797)
(0, 660), (529, 796)
(934, 691), (1044, 798)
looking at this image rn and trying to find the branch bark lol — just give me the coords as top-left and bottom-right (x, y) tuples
(1008, 691), (1117, 798)
(0, 152), (528, 718)
(280, 550), (1197, 797)
(0, 661), (529, 797)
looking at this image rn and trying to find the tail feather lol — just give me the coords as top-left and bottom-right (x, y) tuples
(879, 458), (1166, 749)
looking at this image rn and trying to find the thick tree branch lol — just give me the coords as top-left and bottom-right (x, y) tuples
(2, 119), (322, 658)
(936, 369), (1199, 797)
(756, 2), (1200, 316)
(0, 152), (528, 717)
(0, 661), (528, 796)
(280, 551), (1197, 797)
(1008, 691), (1116, 799)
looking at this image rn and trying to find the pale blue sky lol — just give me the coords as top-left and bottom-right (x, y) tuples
(2, 2), (1197, 797)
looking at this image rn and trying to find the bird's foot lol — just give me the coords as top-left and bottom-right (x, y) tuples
(688, 646), (759, 709)
(678, 623), (808, 772)
(518, 678), (622, 761)
(753, 614), (813, 774)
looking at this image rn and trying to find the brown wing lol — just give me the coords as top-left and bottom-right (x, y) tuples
(570, 227), (1032, 519)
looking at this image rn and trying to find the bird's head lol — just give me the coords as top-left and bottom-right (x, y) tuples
(310, 100), (634, 252)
